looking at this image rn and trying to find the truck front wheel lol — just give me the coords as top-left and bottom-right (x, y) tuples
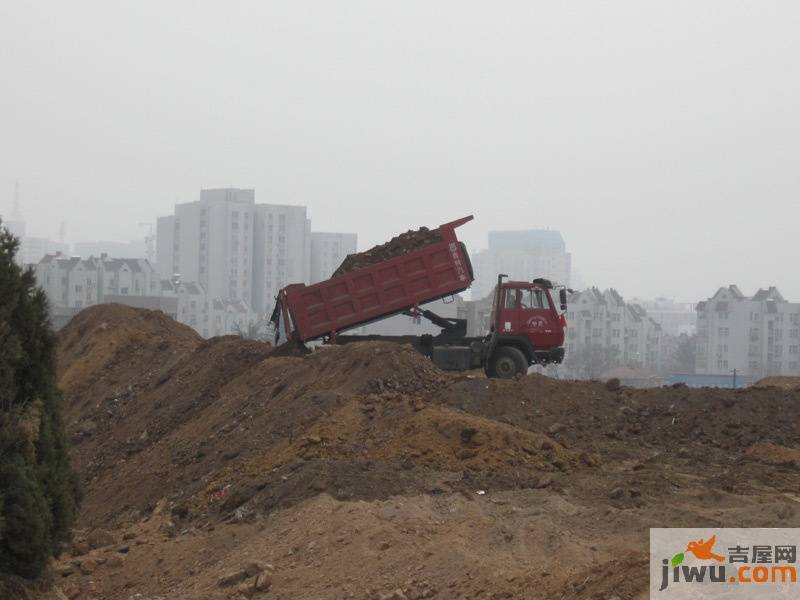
(489, 346), (528, 379)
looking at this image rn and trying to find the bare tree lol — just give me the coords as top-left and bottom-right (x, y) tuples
(672, 333), (696, 374)
(233, 318), (272, 344)
(565, 344), (620, 379)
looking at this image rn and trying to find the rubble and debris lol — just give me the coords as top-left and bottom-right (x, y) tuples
(39, 304), (800, 599)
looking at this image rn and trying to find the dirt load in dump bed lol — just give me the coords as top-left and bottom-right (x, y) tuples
(332, 225), (442, 276)
(41, 304), (800, 600)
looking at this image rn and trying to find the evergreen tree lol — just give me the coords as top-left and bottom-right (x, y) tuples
(0, 219), (79, 579)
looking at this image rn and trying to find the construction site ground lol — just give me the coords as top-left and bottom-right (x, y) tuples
(35, 304), (800, 599)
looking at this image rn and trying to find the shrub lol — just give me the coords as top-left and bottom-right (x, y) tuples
(0, 219), (79, 579)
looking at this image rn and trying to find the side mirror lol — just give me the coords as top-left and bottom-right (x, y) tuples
(559, 288), (567, 311)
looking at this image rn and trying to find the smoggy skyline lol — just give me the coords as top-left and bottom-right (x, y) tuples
(2, 1), (798, 302)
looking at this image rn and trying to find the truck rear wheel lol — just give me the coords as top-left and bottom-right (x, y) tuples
(489, 346), (527, 379)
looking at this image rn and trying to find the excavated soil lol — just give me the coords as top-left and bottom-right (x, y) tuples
(332, 226), (442, 276)
(754, 375), (800, 391)
(34, 305), (800, 600)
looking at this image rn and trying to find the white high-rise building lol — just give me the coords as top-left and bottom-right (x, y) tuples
(157, 193), (311, 315)
(157, 190), (358, 317)
(310, 232), (357, 284)
(252, 204), (310, 314)
(155, 215), (175, 280)
(159, 188), (256, 303)
(472, 229), (571, 300)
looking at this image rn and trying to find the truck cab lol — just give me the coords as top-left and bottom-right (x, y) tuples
(485, 278), (567, 377)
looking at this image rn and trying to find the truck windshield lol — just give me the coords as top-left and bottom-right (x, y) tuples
(520, 288), (547, 310)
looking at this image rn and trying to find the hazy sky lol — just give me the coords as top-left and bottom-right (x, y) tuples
(1, 1), (798, 302)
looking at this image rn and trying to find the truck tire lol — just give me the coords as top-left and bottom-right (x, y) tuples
(489, 346), (527, 379)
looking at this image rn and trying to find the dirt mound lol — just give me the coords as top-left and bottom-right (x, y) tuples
(48, 307), (800, 599)
(754, 376), (800, 390)
(441, 372), (800, 457)
(745, 442), (800, 466)
(64, 338), (537, 526)
(57, 303), (201, 400)
(333, 225), (441, 276)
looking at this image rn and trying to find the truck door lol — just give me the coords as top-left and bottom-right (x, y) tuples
(518, 287), (561, 349)
(497, 287), (520, 334)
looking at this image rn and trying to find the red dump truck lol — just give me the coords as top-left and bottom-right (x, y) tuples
(269, 215), (567, 378)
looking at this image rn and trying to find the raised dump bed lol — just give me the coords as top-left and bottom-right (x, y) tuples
(274, 216), (474, 342)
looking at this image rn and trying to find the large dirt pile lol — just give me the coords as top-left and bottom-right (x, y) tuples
(333, 226), (442, 276)
(43, 305), (800, 600)
(753, 375), (800, 390)
(57, 303), (201, 401)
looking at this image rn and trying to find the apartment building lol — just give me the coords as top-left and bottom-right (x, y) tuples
(157, 192), (327, 316)
(34, 253), (159, 309)
(169, 188), (256, 303)
(155, 215), (175, 280)
(211, 299), (252, 338)
(98, 257), (159, 299)
(310, 232), (357, 283)
(34, 254), (99, 311)
(564, 287), (664, 376)
(160, 278), (254, 338)
(33, 249), (255, 337)
(472, 229), (571, 300)
(695, 285), (800, 377)
(630, 297), (697, 336)
(252, 204), (310, 314)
